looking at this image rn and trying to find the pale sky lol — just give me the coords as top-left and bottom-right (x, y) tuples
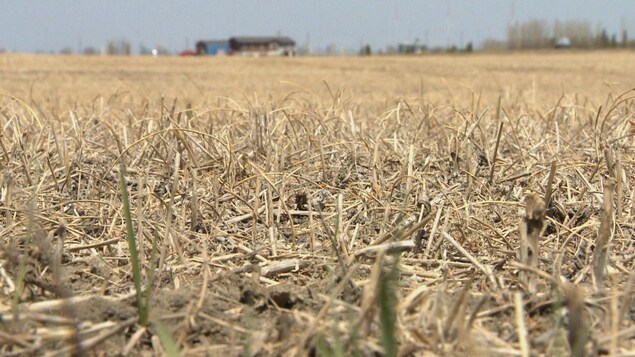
(1, 0), (634, 53)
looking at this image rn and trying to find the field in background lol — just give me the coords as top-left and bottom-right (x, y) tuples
(2, 51), (635, 110)
(0, 52), (634, 356)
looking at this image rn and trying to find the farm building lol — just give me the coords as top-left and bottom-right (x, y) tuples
(228, 36), (296, 56)
(196, 40), (230, 55)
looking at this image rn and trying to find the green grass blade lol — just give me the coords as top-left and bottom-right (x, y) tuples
(152, 319), (181, 357)
(118, 160), (146, 325)
(315, 334), (334, 357)
(144, 225), (160, 318)
(378, 258), (399, 357)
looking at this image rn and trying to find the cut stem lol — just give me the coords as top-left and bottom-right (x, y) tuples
(488, 120), (504, 184)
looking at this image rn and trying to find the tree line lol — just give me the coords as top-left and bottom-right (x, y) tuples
(482, 19), (632, 51)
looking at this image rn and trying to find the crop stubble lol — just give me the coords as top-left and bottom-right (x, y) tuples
(0, 52), (634, 356)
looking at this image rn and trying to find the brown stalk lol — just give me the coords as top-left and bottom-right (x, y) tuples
(248, 160), (298, 248)
(253, 177), (262, 246)
(544, 160), (557, 206)
(188, 170), (201, 232)
(49, 127), (68, 188)
(19, 153), (33, 187)
(3, 172), (13, 225)
(488, 120), (504, 184)
(336, 193), (348, 257)
(355, 249), (385, 338)
(308, 194), (315, 254)
(369, 212), (434, 246)
(45, 154), (60, 192)
(0, 132), (9, 165)
(513, 292), (529, 357)
(443, 279), (472, 340)
(562, 283), (589, 357)
(170, 152), (185, 265)
(442, 231), (499, 289)
(615, 152), (623, 218)
(519, 193), (546, 293)
(603, 148), (615, 178)
(592, 178), (615, 290)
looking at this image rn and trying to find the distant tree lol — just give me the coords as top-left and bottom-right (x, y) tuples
(505, 19), (599, 50)
(324, 43), (338, 55)
(398, 43), (411, 54)
(465, 42), (473, 52)
(83, 46), (99, 55)
(139, 44), (171, 56)
(296, 45), (311, 56)
(480, 38), (507, 51)
(553, 19), (593, 48)
(595, 28), (610, 48)
(610, 34), (618, 48)
(59, 47), (73, 55)
(359, 44), (372, 56)
(507, 19), (549, 50)
(139, 44), (152, 55)
(622, 29), (628, 48)
(154, 45), (171, 56)
(106, 39), (132, 55)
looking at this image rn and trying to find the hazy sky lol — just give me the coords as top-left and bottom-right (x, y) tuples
(2, 1), (635, 53)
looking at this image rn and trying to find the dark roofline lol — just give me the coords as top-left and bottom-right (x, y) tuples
(229, 36), (295, 47)
(196, 40), (229, 48)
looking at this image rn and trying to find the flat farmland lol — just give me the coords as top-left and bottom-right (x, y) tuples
(0, 52), (634, 356)
(2, 51), (635, 109)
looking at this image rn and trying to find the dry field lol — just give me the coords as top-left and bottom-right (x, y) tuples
(0, 52), (634, 356)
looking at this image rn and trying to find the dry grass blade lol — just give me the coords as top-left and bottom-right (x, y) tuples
(44, 318), (137, 357)
(354, 240), (415, 258)
(443, 279), (472, 340)
(488, 120), (504, 184)
(369, 212), (434, 246)
(261, 259), (310, 277)
(544, 160), (557, 207)
(513, 292), (529, 357)
(0, 330), (31, 349)
(441, 231), (499, 289)
(12, 186), (37, 315)
(248, 160), (298, 248)
(614, 152), (624, 219)
(593, 178), (615, 290)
